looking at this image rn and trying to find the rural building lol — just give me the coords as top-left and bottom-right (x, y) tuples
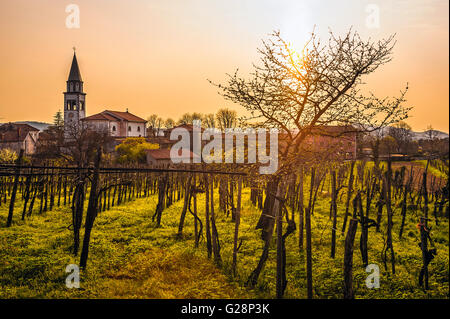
(146, 148), (194, 166)
(146, 136), (175, 149)
(0, 123), (39, 155)
(81, 110), (147, 138)
(304, 125), (358, 160)
(279, 125), (358, 160)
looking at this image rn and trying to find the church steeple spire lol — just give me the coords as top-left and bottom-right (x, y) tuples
(68, 49), (82, 82)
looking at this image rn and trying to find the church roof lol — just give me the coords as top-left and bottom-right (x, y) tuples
(103, 110), (146, 122)
(82, 110), (146, 123)
(81, 113), (116, 121)
(68, 53), (82, 81)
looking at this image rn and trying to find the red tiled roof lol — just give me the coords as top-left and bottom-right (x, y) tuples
(81, 113), (117, 121)
(146, 148), (193, 160)
(0, 123), (38, 143)
(146, 136), (175, 145)
(104, 110), (146, 122)
(0, 123), (39, 132)
(36, 131), (54, 142)
(82, 110), (146, 123)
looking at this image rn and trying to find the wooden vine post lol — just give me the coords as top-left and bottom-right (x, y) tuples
(232, 177), (242, 277)
(343, 218), (358, 299)
(6, 149), (24, 227)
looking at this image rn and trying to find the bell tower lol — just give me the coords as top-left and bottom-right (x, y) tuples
(64, 48), (86, 133)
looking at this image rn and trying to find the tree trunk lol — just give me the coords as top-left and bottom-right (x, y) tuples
(330, 170), (337, 258)
(298, 166), (304, 252)
(79, 148), (102, 269)
(177, 175), (192, 238)
(306, 167), (315, 299)
(204, 173), (212, 258)
(341, 161), (355, 234)
(210, 176), (222, 266)
(275, 180), (285, 299)
(382, 162), (396, 274)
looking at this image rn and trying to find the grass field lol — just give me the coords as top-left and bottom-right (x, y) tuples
(0, 184), (448, 299)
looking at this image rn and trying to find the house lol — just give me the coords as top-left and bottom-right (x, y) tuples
(146, 136), (175, 150)
(0, 123), (40, 155)
(146, 148), (194, 166)
(81, 110), (147, 138)
(303, 125), (358, 160)
(278, 125), (359, 160)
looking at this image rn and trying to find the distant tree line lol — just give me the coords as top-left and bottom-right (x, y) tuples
(146, 108), (239, 136)
(359, 121), (449, 159)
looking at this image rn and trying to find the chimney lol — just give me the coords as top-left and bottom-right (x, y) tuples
(126, 108), (129, 113)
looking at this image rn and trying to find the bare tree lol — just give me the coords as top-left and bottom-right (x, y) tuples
(380, 135), (398, 157)
(216, 108), (237, 130)
(388, 121), (412, 154)
(426, 125), (439, 141)
(178, 112), (203, 125)
(35, 122), (112, 167)
(203, 113), (216, 128)
(164, 118), (175, 129)
(147, 114), (163, 136)
(212, 29), (411, 172)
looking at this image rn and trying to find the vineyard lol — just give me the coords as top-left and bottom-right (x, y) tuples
(0, 153), (448, 299)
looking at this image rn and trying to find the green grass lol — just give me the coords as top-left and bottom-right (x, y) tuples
(0, 185), (448, 299)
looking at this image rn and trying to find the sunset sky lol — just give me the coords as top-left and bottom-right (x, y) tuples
(0, 0), (448, 132)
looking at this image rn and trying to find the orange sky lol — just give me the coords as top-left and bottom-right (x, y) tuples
(0, 0), (448, 132)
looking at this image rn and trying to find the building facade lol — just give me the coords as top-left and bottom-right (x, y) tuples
(0, 123), (39, 155)
(81, 110), (146, 138)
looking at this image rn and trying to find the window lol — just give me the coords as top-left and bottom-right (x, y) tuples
(137, 126), (140, 132)
(128, 126), (131, 132)
(112, 126), (116, 132)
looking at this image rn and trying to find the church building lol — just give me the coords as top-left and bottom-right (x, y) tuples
(63, 51), (147, 138)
